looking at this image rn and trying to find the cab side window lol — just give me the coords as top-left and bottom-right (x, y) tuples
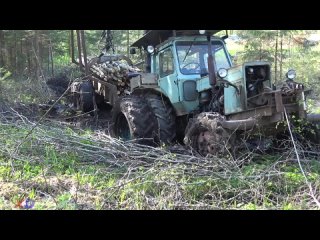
(159, 49), (174, 77)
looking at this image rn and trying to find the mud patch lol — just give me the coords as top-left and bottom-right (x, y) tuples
(47, 75), (70, 96)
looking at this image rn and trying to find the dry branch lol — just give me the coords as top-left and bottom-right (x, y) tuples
(0, 105), (319, 210)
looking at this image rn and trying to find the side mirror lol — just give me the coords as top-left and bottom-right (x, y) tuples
(130, 48), (136, 54)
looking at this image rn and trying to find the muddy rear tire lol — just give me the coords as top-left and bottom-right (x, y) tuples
(145, 94), (176, 143)
(184, 112), (235, 157)
(79, 81), (94, 113)
(112, 95), (157, 144)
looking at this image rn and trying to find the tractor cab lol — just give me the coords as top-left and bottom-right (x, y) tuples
(130, 30), (233, 115)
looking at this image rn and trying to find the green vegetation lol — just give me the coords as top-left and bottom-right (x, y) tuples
(228, 30), (320, 101)
(0, 120), (319, 210)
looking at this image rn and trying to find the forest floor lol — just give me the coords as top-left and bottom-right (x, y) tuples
(0, 97), (319, 210)
(0, 73), (319, 210)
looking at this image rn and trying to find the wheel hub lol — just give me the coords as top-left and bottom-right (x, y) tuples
(197, 130), (219, 156)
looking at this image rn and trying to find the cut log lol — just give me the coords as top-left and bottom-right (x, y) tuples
(88, 58), (141, 97)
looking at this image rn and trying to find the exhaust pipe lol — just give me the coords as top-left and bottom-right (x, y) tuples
(221, 118), (257, 131)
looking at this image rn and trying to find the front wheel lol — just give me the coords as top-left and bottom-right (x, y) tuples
(184, 112), (236, 157)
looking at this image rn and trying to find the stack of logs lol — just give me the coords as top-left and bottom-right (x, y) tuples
(89, 60), (141, 96)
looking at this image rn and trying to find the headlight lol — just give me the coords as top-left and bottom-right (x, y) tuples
(217, 68), (228, 78)
(199, 30), (206, 35)
(147, 45), (154, 54)
(287, 69), (296, 80)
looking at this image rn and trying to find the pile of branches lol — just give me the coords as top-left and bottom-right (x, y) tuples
(0, 107), (239, 173)
(0, 107), (319, 210)
(89, 59), (141, 96)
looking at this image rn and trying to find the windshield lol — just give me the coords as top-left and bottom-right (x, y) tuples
(176, 41), (231, 75)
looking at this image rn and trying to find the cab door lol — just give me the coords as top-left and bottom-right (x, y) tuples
(157, 47), (180, 103)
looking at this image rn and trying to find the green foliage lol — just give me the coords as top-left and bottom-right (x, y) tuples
(243, 202), (258, 210)
(0, 30), (144, 81)
(229, 30), (320, 96)
(0, 68), (11, 80)
(57, 193), (76, 210)
(0, 164), (12, 180)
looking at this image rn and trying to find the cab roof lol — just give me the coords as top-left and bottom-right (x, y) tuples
(131, 30), (222, 49)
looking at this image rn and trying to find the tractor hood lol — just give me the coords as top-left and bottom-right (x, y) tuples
(196, 65), (243, 92)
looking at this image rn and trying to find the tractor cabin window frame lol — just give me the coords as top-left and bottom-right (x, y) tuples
(159, 48), (175, 78)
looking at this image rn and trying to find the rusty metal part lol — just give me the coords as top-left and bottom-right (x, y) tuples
(221, 117), (257, 131)
(281, 80), (304, 95)
(227, 88), (305, 127)
(90, 76), (118, 106)
(275, 91), (284, 112)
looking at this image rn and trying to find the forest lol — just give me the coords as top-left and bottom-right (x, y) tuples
(0, 30), (320, 210)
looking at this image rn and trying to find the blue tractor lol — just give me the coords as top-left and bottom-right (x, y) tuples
(71, 30), (320, 156)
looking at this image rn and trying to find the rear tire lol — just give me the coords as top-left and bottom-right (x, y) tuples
(145, 94), (176, 143)
(79, 81), (94, 113)
(112, 95), (157, 144)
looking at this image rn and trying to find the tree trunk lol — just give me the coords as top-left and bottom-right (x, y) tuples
(274, 30), (279, 83)
(76, 30), (84, 72)
(10, 46), (14, 72)
(19, 38), (24, 76)
(50, 40), (54, 77)
(38, 32), (43, 75)
(14, 30), (17, 76)
(70, 30), (77, 64)
(0, 30), (4, 68)
(126, 30), (130, 57)
(26, 40), (31, 76)
(259, 44), (262, 61)
(280, 32), (283, 80)
(80, 30), (89, 75)
(34, 30), (41, 81)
